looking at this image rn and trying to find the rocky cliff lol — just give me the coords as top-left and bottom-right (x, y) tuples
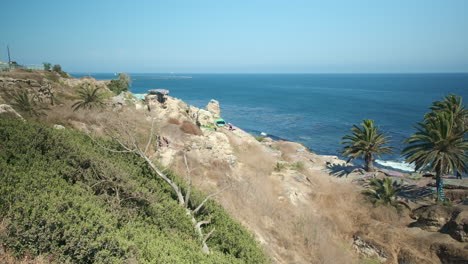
(1, 70), (467, 264)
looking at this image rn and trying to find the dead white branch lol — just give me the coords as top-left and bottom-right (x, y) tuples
(99, 120), (224, 253)
(193, 185), (230, 215)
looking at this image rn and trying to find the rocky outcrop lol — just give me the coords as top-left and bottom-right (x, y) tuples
(0, 77), (55, 105)
(447, 207), (468, 242)
(195, 109), (215, 127)
(410, 205), (454, 232)
(206, 99), (221, 117)
(411, 204), (468, 243)
(431, 243), (468, 264)
(353, 234), (388, 263)
(0, 104), (23, 119)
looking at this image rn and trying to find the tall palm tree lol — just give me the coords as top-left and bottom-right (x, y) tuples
(427, 94), (467, 133)
(72, 84), (105, 111)
(341, 119), (394, 172)
(402, 111), (467, 201)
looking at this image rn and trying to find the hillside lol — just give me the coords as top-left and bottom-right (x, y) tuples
(1, 69), (468, 263)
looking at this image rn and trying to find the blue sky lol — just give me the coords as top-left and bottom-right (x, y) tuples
(1, 0), (467, 73)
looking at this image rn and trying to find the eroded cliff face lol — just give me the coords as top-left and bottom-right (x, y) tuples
(1, 70), (467, 264)
(130, 94), (468, 264)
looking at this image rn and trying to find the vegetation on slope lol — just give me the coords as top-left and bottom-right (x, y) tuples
(340, 119), (393, 172)
(0, 117), (268, 264)
(403, 94), (467, 201)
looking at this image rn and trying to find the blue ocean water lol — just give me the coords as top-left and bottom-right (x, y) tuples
(72, 73), (468, 171)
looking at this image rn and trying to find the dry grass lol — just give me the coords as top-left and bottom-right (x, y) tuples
(167, 118), (181, 125)
(180, 121), (202, 136)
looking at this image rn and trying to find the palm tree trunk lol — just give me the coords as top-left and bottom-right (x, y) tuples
(365, 153), (375, 172)
(435, 172), (445, 202)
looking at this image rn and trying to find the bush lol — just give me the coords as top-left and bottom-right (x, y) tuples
(108, 73), (131, 95)
(274, 162), (286, 172)
(52, 64), (68, 78)
(290, 161), (305, 171)
(0, 118), (268, 263)
(52, 64), (62, 72)
(254, 135), (264, 142)
(362, 178), (410, 210)
(72, 83), (106, 111)
(43, 62), (51, 71)
(9, 88), (47, 116)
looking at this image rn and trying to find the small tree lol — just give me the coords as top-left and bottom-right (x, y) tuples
(52, 64), (62, 72)
(108, 73), (131, 95)
(43, 62), (51, 71)
(340, 119), (394, 172)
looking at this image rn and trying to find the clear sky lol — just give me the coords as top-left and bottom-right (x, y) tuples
(1, 0), (467, 73)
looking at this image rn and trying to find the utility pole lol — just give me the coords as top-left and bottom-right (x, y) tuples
(7, 45), (11, 64)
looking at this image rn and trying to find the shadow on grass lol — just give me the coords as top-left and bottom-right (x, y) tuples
(326, 163), (360, 178)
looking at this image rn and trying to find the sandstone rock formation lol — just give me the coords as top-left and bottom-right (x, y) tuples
(206, 99), (220, 116)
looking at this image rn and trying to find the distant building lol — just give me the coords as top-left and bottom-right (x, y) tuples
(0, 61), (44, 71)
(0, 60), (9, 71)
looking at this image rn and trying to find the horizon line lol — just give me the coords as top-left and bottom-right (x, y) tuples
(69, 71), (468, 75)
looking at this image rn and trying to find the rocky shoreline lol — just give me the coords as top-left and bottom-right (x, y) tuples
(1, 71), (467, 263)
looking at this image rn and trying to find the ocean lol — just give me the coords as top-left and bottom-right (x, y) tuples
(72, 73), (468, 172)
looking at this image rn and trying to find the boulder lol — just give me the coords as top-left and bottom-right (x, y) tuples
(431, 243), (468, 264)
(196, 109), (215, 127)
(0, 104), (23, 119)
(447, 207), (468, 242)
(410, 205), (453, 232)
(206, 99), (221, 117)
(352, 234), (388, 263)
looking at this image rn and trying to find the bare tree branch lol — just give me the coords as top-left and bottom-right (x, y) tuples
(202, 227), (215, 245)
(184, 154), (192, 208)
(87, 135), (132, 153)
(193, 185), (230, 215)
(195, 219), (211, 230)
(144, 119), (156, 154)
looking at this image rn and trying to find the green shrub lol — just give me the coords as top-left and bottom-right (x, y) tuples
(290, 161), (304, 171)
(362, 178), (410, 210)
(52, 64), (68, 78)
(72, 83), (106, 111)
(108, 73), (131, 95)
(0, 118), (268, 263)
(43, 62), (52, 71)
(274, 162), (286, 172)
(254, 135), (264, 142)
(9, 88), (47, 116)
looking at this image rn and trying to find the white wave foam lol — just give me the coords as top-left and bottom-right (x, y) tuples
(375, 159), (415, 172)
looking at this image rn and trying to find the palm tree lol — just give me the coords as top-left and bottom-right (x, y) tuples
(402, 111), (467, 201)
(72, 84), (105, 111)
(362, 178), (409, 209)
(10, 89), (47, 117)
(341, 119), (394, 172)
(426, 94), (467, 133)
